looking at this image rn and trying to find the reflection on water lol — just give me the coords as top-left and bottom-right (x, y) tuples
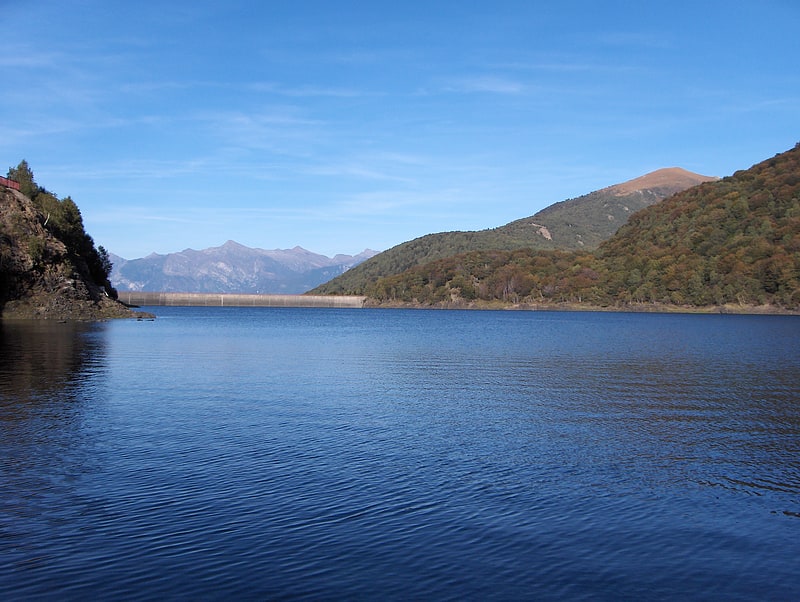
(0, 320), (106, 401)
(0, 309), (799, 600)
(0, 320), (107, 466)
(0, 321), (109, 584)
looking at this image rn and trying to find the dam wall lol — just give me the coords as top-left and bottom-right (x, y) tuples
(118, 292), (367, 308)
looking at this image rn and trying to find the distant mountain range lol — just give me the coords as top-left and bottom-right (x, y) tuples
(112, 167), (715, 296)
(110, 241), (378, 294)
(312, 167), (717, 295)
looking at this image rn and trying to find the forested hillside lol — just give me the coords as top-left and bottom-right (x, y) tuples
(600, 144), (800, 307)
(312, 168), (714, 295)
(361, 144), (800, 311)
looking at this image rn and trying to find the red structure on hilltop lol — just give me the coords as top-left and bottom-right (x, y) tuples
(0, 175), (21, 191)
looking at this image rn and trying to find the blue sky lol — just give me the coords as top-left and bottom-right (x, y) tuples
(2, 1), (799, 259)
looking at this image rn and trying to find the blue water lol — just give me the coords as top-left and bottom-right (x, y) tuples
(1, 308), (799, 600)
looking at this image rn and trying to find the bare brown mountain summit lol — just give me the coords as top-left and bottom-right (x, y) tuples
(610, 167), (718, 196)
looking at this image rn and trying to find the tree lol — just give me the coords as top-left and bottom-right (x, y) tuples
(97, 245), (113, 280)
(7, 160), (37, 199)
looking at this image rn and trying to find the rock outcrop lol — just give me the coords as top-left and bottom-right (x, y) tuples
(0, 186), (140, 319)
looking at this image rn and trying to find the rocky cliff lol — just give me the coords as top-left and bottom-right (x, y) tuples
(0, 185), (139, 319)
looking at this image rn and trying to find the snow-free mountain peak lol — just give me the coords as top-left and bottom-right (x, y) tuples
(110, 244), (378, 294)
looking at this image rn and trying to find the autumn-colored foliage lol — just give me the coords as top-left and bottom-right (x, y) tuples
(363, 144), (800, 309)
(599, 144), (800, 307)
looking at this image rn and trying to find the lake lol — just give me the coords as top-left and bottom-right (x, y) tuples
(1, 307), (798, 600)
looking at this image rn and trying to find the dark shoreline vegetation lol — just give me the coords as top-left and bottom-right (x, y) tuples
(315, 143), (800, 313)
(363, 298), (800, 315)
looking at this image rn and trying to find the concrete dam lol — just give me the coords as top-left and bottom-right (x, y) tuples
(118, 292), (367, 309)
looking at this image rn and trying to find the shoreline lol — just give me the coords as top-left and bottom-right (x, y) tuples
(116, 291), (798, 315)
(362, 298), (800, 315)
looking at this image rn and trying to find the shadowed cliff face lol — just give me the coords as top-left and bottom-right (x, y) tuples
(0, 186), (135, 320)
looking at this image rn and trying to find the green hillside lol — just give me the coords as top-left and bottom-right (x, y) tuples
(312, 168), (714, 295)
(360, 144), (800, 311)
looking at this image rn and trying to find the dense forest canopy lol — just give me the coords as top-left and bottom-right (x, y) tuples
(360, 144), (800, 310)
(600, 144), (800, 307)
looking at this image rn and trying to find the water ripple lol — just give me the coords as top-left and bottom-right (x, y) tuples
(1, 309), (799, 599)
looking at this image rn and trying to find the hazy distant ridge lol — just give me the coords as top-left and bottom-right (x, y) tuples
(111, 241), (377, 294)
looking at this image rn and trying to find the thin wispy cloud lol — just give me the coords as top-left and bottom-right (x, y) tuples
(304, 163), (414, 183)
(596, 31), (672, 49)
(191, 109), (327, 157)
(0, 50), (63, 68)
(489, 56), (642, 76)
(335, 187), (468, 216)
(314, 47), (420, 66)
(248, 82), (368, 98)
(442, 75), (527, 94)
